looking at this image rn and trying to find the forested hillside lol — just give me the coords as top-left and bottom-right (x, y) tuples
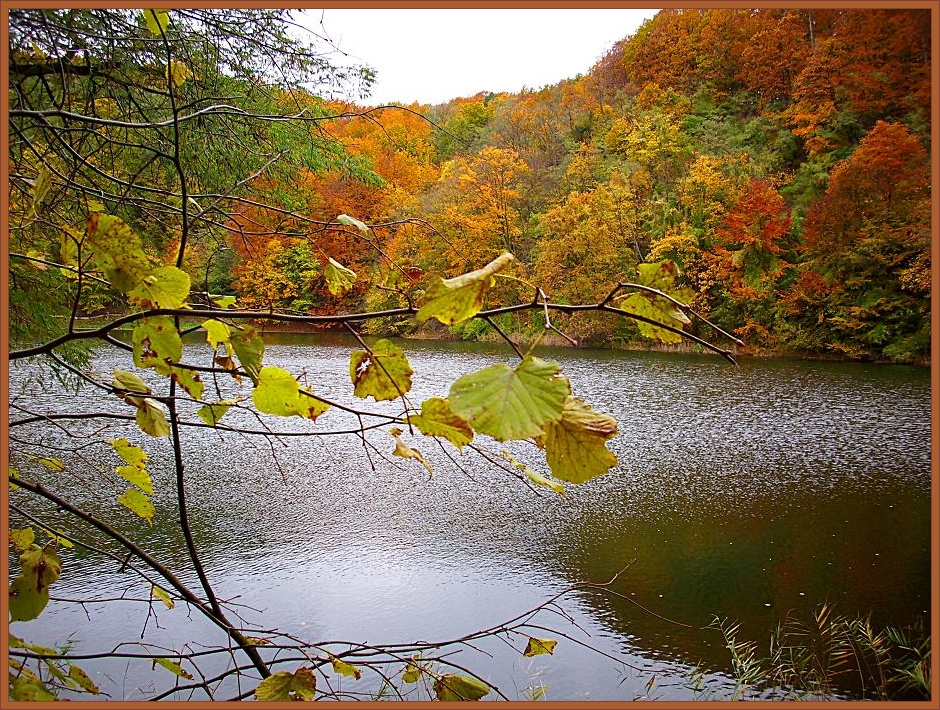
(11, 8), (932, 363)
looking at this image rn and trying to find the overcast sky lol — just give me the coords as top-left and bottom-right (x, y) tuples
(301, 8), (659, 106)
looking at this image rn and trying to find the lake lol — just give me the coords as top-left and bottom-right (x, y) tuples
(7, 334), (932, 700)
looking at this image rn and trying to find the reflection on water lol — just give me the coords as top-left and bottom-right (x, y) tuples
(8, 334), (931, 700)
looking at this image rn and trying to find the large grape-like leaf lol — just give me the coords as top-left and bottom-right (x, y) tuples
(433, 674), (491, 701)
(349, 339), (413, 401)
(416, 252), (514, 325)
(128, 265), (190, 309)
(324, 257), (357, 296)
(133, 316), (182, 374)
(449, 356), (570, 442)
(636, 259), (682, 290)
(252, 366), (301, 416)
(540, 397), (618, 484)
(255, 668), (317, 701)
(407, 397), (473, 450)
(85, 213), (151, 292)
(8, 543), (61, 622)
(619, 293), (683, 344)
(252, 367), (329, 421)
(619, 260), (695, 344)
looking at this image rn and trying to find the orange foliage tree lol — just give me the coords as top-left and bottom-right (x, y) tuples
(783, 121), (930, 360)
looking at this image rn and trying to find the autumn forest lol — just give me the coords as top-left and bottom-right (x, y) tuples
(216, 7), (931, 364)
(9, 7), (933, 365)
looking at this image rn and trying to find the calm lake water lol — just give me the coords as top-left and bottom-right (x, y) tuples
(8, 334), (932, 700)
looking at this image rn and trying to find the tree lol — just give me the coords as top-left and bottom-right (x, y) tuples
(6, 8), (741, 703)
(783, 121), (930, 361)
(703, 179), (793, 347)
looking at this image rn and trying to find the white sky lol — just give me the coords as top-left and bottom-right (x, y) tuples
(302, 8), (660, 106)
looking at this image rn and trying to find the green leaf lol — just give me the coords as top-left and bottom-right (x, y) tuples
(523, 637), (558, 657)
(197, 399), (238, 426)
(133, 398), (170, 437)
(330, 655), (362, 680)
(619, 293), (683, 344)
(349, 339), (413, 402)
(115, 464), (153, 495)
(68, 664), (100, 694)
(252, 367), (328, 421)
(252, 366), (301, 416)
(540, 397), (618, 484)
(449, 356), (570, 442)
(153, 658), (193, 680)
(133, 316), (182, 374)
(112, 437), (147, 466)
(9, 674), (56, 701)
(230, 325), (264, 383)
(619, 260), (695, 344)
(30, 166), (52, 217)
(9, 543), (61, 622)
(39, 527), (73, 549)
(636, 259), (681, 290)
(10, 527), (35, 551)
(59, 227), (81, 279)
(433, 673), (491, 701)
(202, 319), (231, 350)
(9, 576), (48, 622)
(117, 488), (156, 525)
(324, 257), (357, 296)
(255, 667), (317, 701)
(501, 450), (566, 496)
(128, 265), (190, 309)
(166, 59), (191, 86)
(521, 463), (567, 498)
(151, 585), (175, 609)
(402, 660), (422, 684)
(407, 397), (473, 450)
(38, 457), (65, 472)
(390, 428), (433, 478)
(143, 9), (170, 35)
(85, 213), (151, 292)
(167, 364), (204, 400)
(416, 252), (515, 325)
(209, 294), (237, 309)
(112, 369), (151, 394)
(337, 213), (370, 233)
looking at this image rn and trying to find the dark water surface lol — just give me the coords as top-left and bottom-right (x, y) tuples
(8, 334), (932, 700)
